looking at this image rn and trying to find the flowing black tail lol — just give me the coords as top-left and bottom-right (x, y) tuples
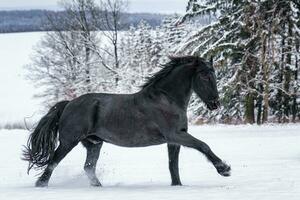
(22, 101), (69, 173)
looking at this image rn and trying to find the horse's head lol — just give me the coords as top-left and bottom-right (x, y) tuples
(192, 57), (220, 110)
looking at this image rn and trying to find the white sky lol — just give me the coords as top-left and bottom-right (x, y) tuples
(0, 0), (187, 13)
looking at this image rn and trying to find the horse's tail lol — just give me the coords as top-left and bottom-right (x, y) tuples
(22, 100), (69, 173)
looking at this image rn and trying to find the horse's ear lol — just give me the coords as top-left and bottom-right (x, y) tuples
(210, 56), (213, 66)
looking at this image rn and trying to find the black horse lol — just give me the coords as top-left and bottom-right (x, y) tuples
(23, 56), (231, 187)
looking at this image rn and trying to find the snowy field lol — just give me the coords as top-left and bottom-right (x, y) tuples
(0, 125), (299, 200)
(0, 32), (299, 200)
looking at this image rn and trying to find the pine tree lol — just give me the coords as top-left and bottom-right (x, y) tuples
(177, 0), (300, 123)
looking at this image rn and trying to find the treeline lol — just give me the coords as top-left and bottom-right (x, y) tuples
(0, 9), (166, 33)
(26, 0), (299, 124)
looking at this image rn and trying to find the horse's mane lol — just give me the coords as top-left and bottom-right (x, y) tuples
(142, 56), (200, 89)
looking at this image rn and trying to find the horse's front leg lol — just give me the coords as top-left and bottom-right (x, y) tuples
(167, 131), (231, 177)
(167, 144), (182, 186)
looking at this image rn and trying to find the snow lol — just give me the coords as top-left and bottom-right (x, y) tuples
(0, 32), (44, 124)
(0, 125), (300, 200)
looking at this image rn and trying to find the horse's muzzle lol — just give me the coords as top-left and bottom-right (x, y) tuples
(206, 99), (220, 110)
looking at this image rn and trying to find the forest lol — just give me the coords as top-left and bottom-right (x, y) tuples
(25, 0), (300, 124)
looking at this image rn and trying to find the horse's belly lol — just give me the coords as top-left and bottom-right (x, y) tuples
(95, 128), (166, 147)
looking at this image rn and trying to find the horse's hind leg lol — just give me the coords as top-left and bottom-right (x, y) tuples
(167, 144), (182, 186)
(167, 131), (231, 177)
(35, 140), (79, 187)
(82, 139), (103, 186)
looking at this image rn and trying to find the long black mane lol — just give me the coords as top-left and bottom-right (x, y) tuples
(142, 56), (201, 89)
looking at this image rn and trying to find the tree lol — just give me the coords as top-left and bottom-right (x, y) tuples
(90, 0), (128, 85)
(25, 0), (122, 106)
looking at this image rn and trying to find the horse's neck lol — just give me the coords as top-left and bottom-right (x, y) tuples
(155, 66), (193, 110)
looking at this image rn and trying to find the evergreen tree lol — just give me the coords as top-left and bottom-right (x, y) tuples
(177, 0), (300, 124)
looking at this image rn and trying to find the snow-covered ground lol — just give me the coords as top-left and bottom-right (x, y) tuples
(0, 125), (299, 200)
(0, 32), (299, 200)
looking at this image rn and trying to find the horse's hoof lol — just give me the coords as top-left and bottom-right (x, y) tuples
(91, 183), (102, 187)
(215, 162), (231, 177)
(171, 181), (182, 186)
(35, 180), (48, 187)
(90, 180), (102, 187)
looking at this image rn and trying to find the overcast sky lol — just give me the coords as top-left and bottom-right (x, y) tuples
(0, 0), (187, 13)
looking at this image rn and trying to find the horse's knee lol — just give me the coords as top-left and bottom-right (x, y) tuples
(165, 132), (193, 146)
(167, 132), (212, 154)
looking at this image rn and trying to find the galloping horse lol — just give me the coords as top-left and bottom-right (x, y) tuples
(23, 56), (231, 187)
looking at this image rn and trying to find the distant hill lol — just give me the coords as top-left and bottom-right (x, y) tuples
(0, 10), (167, 33)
